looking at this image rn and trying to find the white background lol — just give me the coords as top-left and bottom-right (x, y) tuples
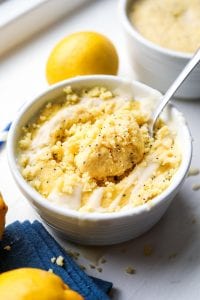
(1, 0), (200, 299)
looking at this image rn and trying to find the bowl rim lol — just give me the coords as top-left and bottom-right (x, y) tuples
(7, 75), (192, 221)
(118, 0), (193, 60)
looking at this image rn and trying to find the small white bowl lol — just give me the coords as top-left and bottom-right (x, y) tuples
(7, 75), (192, 245)
(119, 0), (200, 99)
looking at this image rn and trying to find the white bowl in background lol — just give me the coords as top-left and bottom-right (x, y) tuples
(119, 0), (200, 99)
(7, 75), (192, 245)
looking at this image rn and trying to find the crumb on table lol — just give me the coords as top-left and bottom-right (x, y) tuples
(143, 244), (153, 256)
(125, 267), (136, 275)
(89, 264), (96, 269)
(97, 267), (103, 273)
(188, 168), (200, 177)
(100, 257), (107, 264)
(66, 249), (80, 260)
(79, 264), (86, 271)
(192, 183), (200, 191)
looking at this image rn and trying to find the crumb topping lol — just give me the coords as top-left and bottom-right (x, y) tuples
(18, 86), (181, 212)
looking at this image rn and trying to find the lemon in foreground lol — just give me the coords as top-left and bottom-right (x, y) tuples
(0, 268), (83, 300)
(0, 192), (7, 239)
(46, 31), (119, 84)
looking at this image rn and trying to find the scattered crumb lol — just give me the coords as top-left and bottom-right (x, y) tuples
(144, 244), (153, 256)
(63, 85), (72, 94)
(56, 255), (64, 267)
(67, 249), (74, 257)
(192, 183), (200, 191)
(48, 268), (53, 273)
(169, 253), (177, 259)
(97, 267), (103, 273)
(100, 257), (107, 264)
(188, 168), (200, 177)
(40, 115), (46, 121)
(67, 249), (80, 260)
(51, 257), (56, 263)
(46, 102), (52, 109)
(79, 264), (86, 271)
(89, 264), (96, 269)
(3, 245), (11, 251)
(73, 251), (80, 258)
(101, 91), (113, 100)
(125, 267), (136, 275)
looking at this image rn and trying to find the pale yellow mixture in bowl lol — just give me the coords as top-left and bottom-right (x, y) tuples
(18, 85), (181, 213)
(130, 0), (200, 53)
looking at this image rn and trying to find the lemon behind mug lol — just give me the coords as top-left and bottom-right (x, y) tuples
(46, 31), (119, 84)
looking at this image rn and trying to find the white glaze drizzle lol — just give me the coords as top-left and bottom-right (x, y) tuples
(109, 160), (158, 211)
(47, 186), (82, 210)
(80, 187), (104, 212)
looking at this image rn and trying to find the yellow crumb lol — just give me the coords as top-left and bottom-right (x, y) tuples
(125, 267), (136, 275)
(56, 256), (64, 267)
(143, 245), (153, 256)
(3, 245), (11, 251)
(51, 257), (56, 263)
(188, 168), (200, 177)
(192, 184), (200, 191)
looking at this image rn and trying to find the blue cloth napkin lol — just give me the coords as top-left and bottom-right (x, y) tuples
(0, 221), (112, 300)
(0, 122), (11, 150)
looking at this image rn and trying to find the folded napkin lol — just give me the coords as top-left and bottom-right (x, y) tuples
(0, 221), (112, 300)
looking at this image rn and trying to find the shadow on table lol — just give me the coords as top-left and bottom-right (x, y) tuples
(48, 186), (200, 299)
(109, 187), (200, 269)
(53, 185), (200, 266)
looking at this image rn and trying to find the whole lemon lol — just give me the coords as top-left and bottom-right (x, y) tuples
(0, 192), (7, 239)
(0, 268), (83, 300)
(46, 31), (118, 84)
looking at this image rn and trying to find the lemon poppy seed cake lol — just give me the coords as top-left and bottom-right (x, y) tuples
(18, 86), (181, 213)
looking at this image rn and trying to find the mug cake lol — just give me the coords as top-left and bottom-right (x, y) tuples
(129, 0), (200, 53)
(18, 85), (181, 213)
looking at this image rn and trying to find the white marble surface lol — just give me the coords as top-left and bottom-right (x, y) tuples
(1, 0), (200, 299)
